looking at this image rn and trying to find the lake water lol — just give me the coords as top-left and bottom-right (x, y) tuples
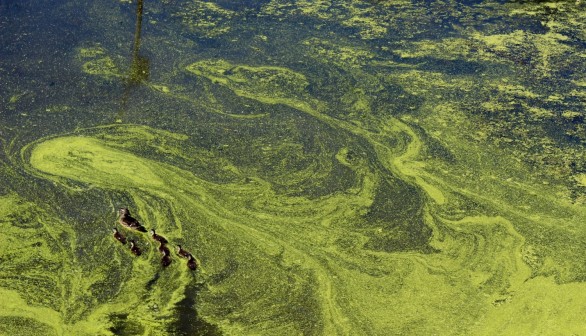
(1, 0), (585, 335)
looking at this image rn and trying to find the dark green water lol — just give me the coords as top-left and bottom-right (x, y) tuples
(1, 0), (585, 335)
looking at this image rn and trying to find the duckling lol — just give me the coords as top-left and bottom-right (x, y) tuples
(150, 229), (168, 244)
(129, 239), (142, 256)
(112, 228), (127, 244)
(161, 254), (172, 267)
(186, 254), (197, 271)
(176, 245), (191, 259)
(158, 243), (170, 257)
(118, 208), (147, 232)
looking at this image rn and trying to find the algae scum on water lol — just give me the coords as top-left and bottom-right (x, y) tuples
(1, 0), (586, 335)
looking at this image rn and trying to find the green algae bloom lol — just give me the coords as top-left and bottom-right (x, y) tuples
(1, 0), (586, 335)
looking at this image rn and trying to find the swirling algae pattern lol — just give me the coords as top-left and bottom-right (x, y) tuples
(0, 54), (582, 335)
(2, 1), (586, 335)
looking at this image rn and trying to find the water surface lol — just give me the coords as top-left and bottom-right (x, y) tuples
(1, 0), (585, 335)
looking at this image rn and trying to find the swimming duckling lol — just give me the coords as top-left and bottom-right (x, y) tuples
(150, 229), (168, 244)
(161, 254), (172, 267)
(186, 254), (197, 271)
(118, 208), (147, 232)
(158, 243), (170, 257)
(176, 245), (191, 259)
(112, 228), (127, 244)
(129, 239), (142, 256)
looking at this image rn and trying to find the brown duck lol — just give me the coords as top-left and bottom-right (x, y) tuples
(186, 254), (197, 271)
(112, 228), (127, 244)
(158, 242), (171, 267)
(158, 243), (170, 257)
(161, 254), (172, 267)
(176, 245), (191, 259)
(129, 239), (142, 256)
(118, 208), (147, 232)
(150, 229), (168, 244)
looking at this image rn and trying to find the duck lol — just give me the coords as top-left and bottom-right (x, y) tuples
(118, 208), (147, 232)
(186, 254), (197, 271)
(129, 239), (142, 256)
(176, 245), (191, 259)
(150, 229), (168, 244)
(158, 243), (170, 257)
(161, 254), (172, 267)
(112, 228), (127, 244)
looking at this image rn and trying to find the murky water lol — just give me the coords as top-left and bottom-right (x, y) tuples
(1, 1), (585, 335)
